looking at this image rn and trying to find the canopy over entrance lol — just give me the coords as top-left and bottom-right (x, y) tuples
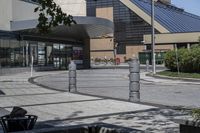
(10, 16), (114, 41)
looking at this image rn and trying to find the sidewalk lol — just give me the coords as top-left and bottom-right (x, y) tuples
(0, 71), (190, 132)
(141, 72), (200, 85)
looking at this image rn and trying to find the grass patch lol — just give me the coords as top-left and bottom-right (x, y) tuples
(157, 71), (200, 79)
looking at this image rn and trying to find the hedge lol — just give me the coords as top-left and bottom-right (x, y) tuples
(164, 45), (200, 73)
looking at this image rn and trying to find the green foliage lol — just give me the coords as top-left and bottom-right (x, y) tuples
(199, 36), (200, 45)
(164, 50), (177, 71)
(94, 58), (101, 64)
(34, 0), (76, 33)
(192, 108), (200, 121)
(109, 58), (115, 64)
(157, 71), (200, 79)
(164, 46), (200, 73)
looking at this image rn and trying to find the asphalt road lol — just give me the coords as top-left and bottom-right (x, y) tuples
(34, 69), (200, 108)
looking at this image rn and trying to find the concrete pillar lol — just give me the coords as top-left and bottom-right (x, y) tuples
(146, 59), (149, 72)
(26, 41), (29, 67)
(128, 58), (140, 102)
(68, 61), (77, 92)
(187, 43), (191, 50)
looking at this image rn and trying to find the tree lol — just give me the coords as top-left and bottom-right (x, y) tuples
(34, 0), (76, 33)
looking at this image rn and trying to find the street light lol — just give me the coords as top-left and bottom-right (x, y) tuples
(151, 0), (156, 74)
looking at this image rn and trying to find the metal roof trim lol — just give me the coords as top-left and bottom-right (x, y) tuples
(120, 0), (170, 33)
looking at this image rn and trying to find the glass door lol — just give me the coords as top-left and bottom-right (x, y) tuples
(53, 44), (72, 69)
(29, 43), (38, 66)
(38, 42), (46, 66)
(60, 44), (72, 69)
(53, 44), (60, 68)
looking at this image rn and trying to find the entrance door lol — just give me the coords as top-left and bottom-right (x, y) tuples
(53, 44), (72, 69)
(29, 43), (38, 66)
(60, 44), (72, 69)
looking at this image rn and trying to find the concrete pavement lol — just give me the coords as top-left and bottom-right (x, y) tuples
(0, 71), (191, 133)
(34, 69), (200, 108)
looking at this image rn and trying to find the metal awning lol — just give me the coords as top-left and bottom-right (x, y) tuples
(10, 16), (113, 40)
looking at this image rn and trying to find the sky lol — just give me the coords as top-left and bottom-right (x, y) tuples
(171, 0), (200, 16)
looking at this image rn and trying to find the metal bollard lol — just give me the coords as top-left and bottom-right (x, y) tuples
(68, 61), (77, 92)
(128, 58), (140, 102)
(146, 59), (149, 72)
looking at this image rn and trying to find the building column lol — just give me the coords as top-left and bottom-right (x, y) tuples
(173, 43), (176, 50)
(187, 43), (191, 50)
(26, 41), (29, 67)
(83, 39), (91, 69)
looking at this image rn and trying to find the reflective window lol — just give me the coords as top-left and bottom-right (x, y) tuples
(37, 42), (45, 66)
(0, 38), (84, 69)
(0, 39), (25, 67)
(46, 44), (53, 65)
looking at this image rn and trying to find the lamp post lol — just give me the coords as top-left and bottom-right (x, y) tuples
(151, 0), (156, 74)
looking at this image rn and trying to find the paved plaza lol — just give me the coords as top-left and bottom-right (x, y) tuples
(35, 69), (200, 108)
(0, 70), (193, 132)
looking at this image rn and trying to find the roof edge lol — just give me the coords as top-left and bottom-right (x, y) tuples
(120, 0), (170, 33)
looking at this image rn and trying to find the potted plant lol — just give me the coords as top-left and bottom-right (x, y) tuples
(175, 108), (200, 133)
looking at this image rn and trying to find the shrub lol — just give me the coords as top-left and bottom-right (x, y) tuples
(192, 108), (200, 121)
(164, 50), (177, 71)
(164, 45), (200, 73)
(109, 58), (115, 64)
(94, 58), (101, 65)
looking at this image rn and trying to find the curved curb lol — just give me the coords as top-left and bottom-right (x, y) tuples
(146, 73), (200, 83)
(28, 75), (68, 92)
(28, 72), (196, 110)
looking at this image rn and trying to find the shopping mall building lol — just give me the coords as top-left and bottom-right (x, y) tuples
(1, 0), (200, 74)
(0, 0), (113, 74)
(88, 0), (200, 63)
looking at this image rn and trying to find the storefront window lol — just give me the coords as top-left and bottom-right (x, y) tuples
(0, 39), (84, 69)
(73, 47), (83, 64)
(0, 39), (10, 67)
(37, 42), (46, 66)
(46, 44), (53, 65)
(53, 44), (60, 68)
(0, 39), (25, 67)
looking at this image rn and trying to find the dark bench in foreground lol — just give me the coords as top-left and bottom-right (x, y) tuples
(15, 123), (144, 133)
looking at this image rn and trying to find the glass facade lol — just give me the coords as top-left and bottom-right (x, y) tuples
(86, 0), (159, 54)
(0, 39), (26, 67)
(0, 31), (84, 69)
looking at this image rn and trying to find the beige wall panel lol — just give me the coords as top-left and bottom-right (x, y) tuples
(96, 7), (113, 21)
(115, 55), (126, 63)
(12, 0), (86, 22)
(91, 52), (114, 59)
(144, 32), (200, 44)
(54, 0), (86, 16)
(91, 52), (127, 63)
(126, 45), (145, 59)
(90, 38), (114, 51)
(0, 0), (12, 30)
(12, 0), (38, 21)
(155, 44), (174, 51)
